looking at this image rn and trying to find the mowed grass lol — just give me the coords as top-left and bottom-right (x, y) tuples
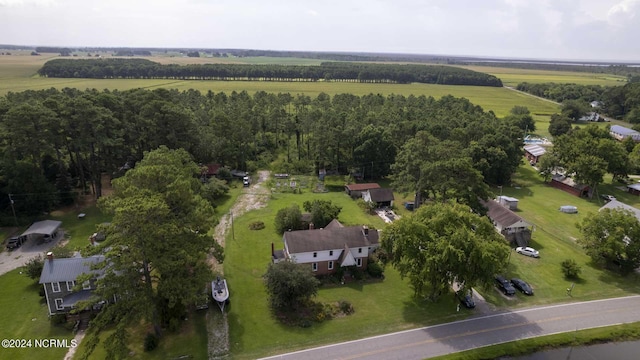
(0, 269), (70, 360)
(225, 190), (469, 359)
(479, 164), (640, 308)
(458, 65), (628, 87)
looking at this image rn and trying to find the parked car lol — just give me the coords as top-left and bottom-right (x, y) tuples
(515, 246), (540, 258)
(600, 194), (616, 202)
(511, 278), (534, 295)
(495, 275), (516, 296)
(456, 290), (476, 308)
(5, 236), (26, 250)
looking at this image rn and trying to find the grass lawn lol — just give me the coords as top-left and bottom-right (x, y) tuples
(49, 204), (112, 252)
(479, 164), (640, 308)
(225, 189), (470, 359)
(0, 268), (72, 360)
(71, 310), (209, 360)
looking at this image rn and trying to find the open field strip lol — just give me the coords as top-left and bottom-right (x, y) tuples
(458, 65), (627, 87)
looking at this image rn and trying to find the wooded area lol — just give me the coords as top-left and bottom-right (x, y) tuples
(0, 87), (524, 222)
(37, 59), (503, 86)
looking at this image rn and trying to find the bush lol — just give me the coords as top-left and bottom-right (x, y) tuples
(339, 300), (354, 315)
(561, 259), (582, 279)
(144, 333), (159, 352)
(51, 314), (67, 325)
(23, 255), (44, 280)
(366, 260), (384, 278)
(248, 221), (265, 230)
(356, 198), (376, 215)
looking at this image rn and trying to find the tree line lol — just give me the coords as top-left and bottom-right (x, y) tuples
(37, 59), (503, 86)
(0, 87), (526, 222)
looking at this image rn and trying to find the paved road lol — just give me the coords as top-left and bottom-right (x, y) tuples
(260, 295), (640, 360)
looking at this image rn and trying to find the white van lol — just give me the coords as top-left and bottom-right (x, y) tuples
(243, 176), (250, 187)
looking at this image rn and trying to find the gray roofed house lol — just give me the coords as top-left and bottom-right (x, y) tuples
(483, 199), (532, 247)
(39, 255), (104, 316)
(610, 125), (640, 142)
(362, 188), (395, 208)
(280, 220), (380, 276)
(599, 200), (640, 221)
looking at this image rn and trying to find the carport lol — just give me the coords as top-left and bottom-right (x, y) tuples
(21, 220), (62, 243)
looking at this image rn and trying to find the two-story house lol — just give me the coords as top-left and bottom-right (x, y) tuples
(39, 254), (104, 316)
(276, 220), (380, 275)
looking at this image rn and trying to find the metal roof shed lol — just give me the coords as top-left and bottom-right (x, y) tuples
(21, 220), (62, 240)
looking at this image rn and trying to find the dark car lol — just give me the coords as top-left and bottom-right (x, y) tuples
(495, 275), (516, 296)
(511, 278), (534, 295)
(456, 290), (476, 309)
(5, 236), (25, 250)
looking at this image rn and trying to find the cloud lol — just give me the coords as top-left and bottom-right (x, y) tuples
(0, 0), (56, 6)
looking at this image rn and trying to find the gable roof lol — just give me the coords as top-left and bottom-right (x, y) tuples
(284, 226), (379, 254)
(324, 219), (344, 229)
(483, 200), (531, 229)
(523, 144), (546, 157)
(345, 183), (381, 191)
(367, 188), (395, 202)
(39, 256), (104, 284)
(339, 244), (357, 267)
(611, 125), (640, 137)
(21, 220), (61, 237)
(600, 200), (640, 221)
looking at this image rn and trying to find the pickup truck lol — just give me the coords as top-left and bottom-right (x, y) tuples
(5, 236), (26, 250)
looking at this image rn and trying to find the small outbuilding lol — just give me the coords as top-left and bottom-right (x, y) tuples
(627, 183), (640, 196)
(550, 174), (590, 197)
(21, 220), (62, 243)
(362, 188), (395, 208)
(344, 183), (380, 198)
(483, 200), (532, 247)
(497, 196), (519, 211)
(523, 144), (546, 164)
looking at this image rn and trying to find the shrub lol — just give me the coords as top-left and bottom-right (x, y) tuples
(561, 259), (582, 279)
(248, 221), (265, 230)
(144, 333), (159, 352)
(367, 260), (384, 278)
(23, 255), (44, 280)
(51, 314), (67, 326)
(356, 198), (376, 215)
(339, 300), (354, 315)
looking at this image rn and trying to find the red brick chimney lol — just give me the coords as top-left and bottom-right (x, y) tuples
(46, 251), (53, 261)
(309, 223), (314, 230)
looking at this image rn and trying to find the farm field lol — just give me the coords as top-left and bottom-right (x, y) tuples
(458, 65), (628, 87)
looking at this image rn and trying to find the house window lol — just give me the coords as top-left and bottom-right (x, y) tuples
(329, 250), (333, 256)
(356, 258), (362, 267)
(82, 281), (91, 290)
(313, 252), (317, 258)
(328, 261), (334, 270)
(358, 248), (362, 253)
(52, 282), (61, 293)
(312, 263), (318, 272)
(66, 281), (75, 291)
(55, 298), (64, 310)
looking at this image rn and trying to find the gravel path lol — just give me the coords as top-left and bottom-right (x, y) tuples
(207, 170), (270, 359)
(0, 232), (65, 276)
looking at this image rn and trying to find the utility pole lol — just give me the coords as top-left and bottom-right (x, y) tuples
(8, 194), (18, 226)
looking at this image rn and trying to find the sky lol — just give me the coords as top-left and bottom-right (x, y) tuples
(1, 0), (639, 62)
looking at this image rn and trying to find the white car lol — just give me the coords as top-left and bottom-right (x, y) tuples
(515, 246), (540, 258)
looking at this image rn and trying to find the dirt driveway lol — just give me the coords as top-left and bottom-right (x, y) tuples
(209, 170), (271, 273)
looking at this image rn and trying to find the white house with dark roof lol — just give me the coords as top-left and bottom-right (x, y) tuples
(276, 220), (380, 275)
(39, 255), (104, 315)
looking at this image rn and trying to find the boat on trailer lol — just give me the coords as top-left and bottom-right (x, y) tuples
(212, 276), (229, 312)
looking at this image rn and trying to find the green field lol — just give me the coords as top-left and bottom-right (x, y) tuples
(459, 65), (628, 87)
